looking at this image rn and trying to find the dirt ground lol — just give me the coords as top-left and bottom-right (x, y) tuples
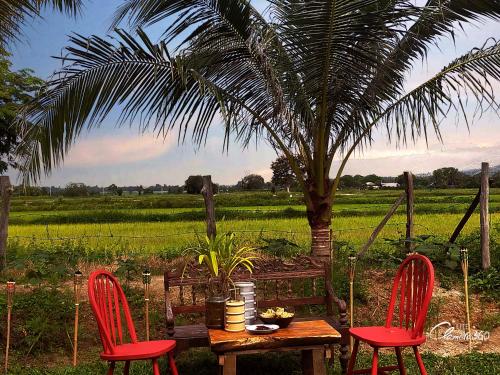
(356, 269), (499, 356)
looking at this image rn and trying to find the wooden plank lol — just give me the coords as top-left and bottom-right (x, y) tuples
(480, 162), (490, 270)
(405, 171), (414, 254)
(357, 191), (405, 258)
(168, 269), (325, 286)
(0, 176), (12, 271)
(301, 348), (326, 375)
(208, 320), (340, 353)
(449, 188), (480, 244)
(222, 354), (236, 375)
(201, 175), (216, 239)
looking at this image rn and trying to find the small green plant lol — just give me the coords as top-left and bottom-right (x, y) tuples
(188, 232), (257, 296)
(470, 267), (500, 300)
(115, 255), (143, 287)
(258, 237), (301, 258)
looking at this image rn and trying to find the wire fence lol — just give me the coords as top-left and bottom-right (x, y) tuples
(8, 221), (434, 242)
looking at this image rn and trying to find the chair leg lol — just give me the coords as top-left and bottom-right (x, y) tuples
(153, 358), (161, 375)
(347, 339), (359, 375)
(371, 348), (379, 375)
(395, 347), (406, 375)
(123, 361), (130, 375)
(413, 346), (427, 375)
(168, 351), (179, 375)
(107, 361), (115, 375)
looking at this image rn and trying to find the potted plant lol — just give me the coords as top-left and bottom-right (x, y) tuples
(191, 232), (256, 328)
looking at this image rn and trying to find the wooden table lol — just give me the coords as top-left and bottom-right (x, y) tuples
(208, 320), (341, 375)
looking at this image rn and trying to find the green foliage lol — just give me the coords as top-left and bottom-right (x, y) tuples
(63, 182), (89, 197)
(237, 174), (266, 191)
(115, 255), (143, 286)
(271, 155), (301, 191)
(0, 52), (44, 173)
(470, 267), (500, 300)
(184, 175), (203, 194)
(384, 234), (463, 270)
(189, 232), (257, 295)
(6, 350), (499, 374)
(6, 239), (84, 285)
(0, 287), (74, 355)
(258, 237), (302, 258)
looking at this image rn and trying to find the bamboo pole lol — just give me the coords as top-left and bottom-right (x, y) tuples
(347, 255), (357, 353)
(73, 271), (82, 366)
(142, 269), (151, 341)
(460, 248), (472, 352)
(4, 281), (15, 374)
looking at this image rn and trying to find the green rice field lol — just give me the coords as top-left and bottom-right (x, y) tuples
(7, 189), (500, 257)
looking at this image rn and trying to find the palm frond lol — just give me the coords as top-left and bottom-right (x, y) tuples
(0, 0), (83, 47)
(331, 39), (500, 196)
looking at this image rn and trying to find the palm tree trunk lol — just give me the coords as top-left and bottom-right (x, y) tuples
(306, 188), (333, 260)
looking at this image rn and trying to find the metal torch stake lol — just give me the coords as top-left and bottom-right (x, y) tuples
(460, 248), (472, 352)
(143, 269), (151, 341)
(348, 255), (357, 354)
(73, 271), (82, 367)
(5, 281), (15, 374)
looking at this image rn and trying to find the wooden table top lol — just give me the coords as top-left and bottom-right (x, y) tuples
(208, 320), (341, 353)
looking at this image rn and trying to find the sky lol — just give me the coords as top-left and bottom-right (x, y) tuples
(7, 1), (500, 187)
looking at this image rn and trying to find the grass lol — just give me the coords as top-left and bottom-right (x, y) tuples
(8, 212), (499, 256)
(9, 350), (500, 374)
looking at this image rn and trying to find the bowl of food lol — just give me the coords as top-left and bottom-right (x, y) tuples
(259, 307), (294, 328)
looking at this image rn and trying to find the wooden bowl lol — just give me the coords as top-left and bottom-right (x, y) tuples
(276, 315), (294, 328)
(258, 315), (277, 324)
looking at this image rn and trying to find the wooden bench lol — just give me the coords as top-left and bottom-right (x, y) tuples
(163, 260), (350, 373)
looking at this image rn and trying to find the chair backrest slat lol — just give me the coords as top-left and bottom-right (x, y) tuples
(113, 283), (123, 344)
(385, 254), (434, 339)
(88, 270), (138, 354)
(398, 267), (406, 327)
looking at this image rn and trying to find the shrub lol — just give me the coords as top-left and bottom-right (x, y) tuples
(0, 287), (74, 354)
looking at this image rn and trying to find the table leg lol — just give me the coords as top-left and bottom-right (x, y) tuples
(301, 348), (326, 375)
(219, 354), (237, 375)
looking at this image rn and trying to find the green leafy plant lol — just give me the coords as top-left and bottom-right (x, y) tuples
(384, 234), (462, 270)
(258, 237), (301, 258)
(470, 267), (500, 300)
(189, 232), (257, 296)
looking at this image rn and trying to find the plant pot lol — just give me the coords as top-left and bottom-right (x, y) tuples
(206, 295), (229, 329)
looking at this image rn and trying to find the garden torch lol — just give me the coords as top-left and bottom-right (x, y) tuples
(460, 248), (472, 352)
(142, 269), (151, 341)
(4, 280), (15, 374)
(347, 255), (357, 353)
(73, 270), (83, 366)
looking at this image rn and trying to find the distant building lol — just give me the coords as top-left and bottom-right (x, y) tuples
(381, 182), (400, 188)
(365, 182), (379, 190)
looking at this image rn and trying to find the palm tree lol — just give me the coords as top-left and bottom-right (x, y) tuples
(0, 0), (83, 47)
(17, 1), (500, 258)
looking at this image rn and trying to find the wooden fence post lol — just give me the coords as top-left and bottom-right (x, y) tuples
(201, 175), (217, 239)
(0, 176), (12, 271)
(480, 162), (490, 270)
(404, 171), (414, 254)
(357, 191), (405, 259)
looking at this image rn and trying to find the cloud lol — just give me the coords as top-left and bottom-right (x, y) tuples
(64, 133), (174, 167)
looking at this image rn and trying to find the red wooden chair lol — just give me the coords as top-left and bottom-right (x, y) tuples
(347, 254), (435, 375)
(88, 270), (179, 375)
